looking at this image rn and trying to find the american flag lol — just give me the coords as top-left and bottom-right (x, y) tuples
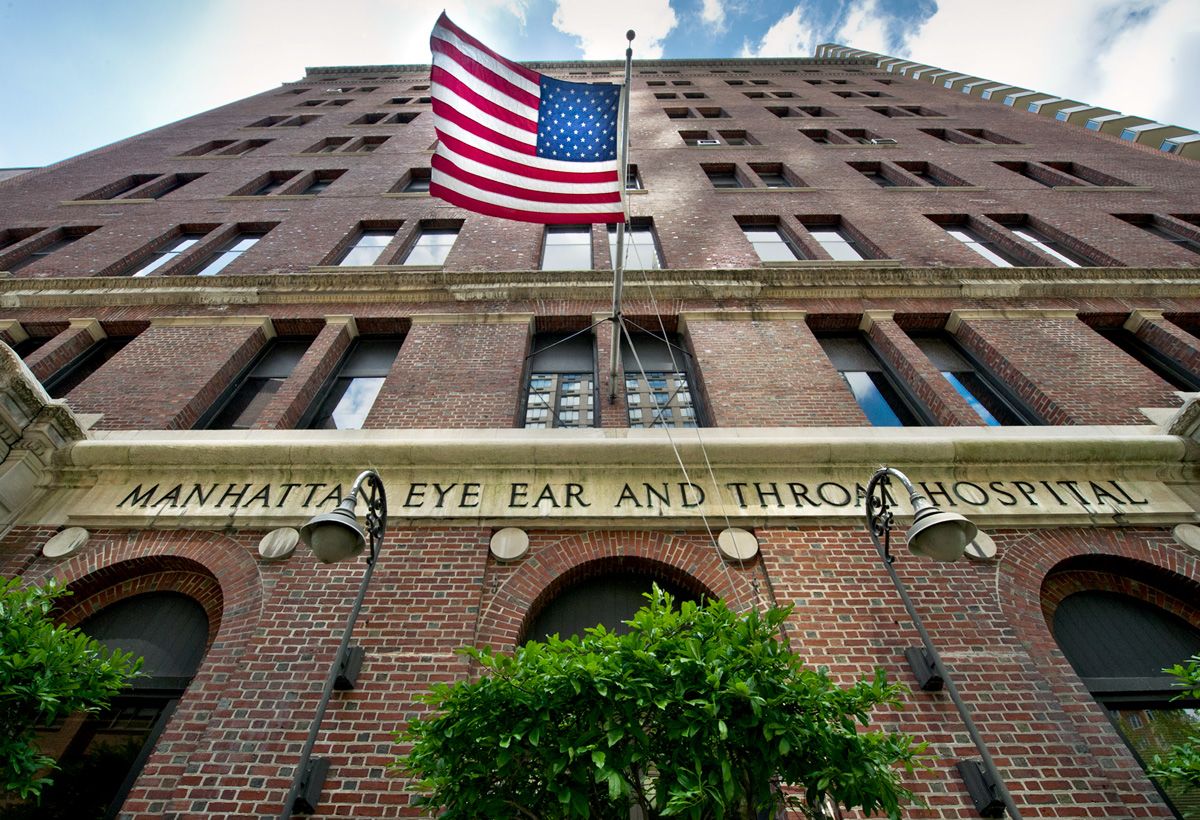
(429, 12), (626, 224)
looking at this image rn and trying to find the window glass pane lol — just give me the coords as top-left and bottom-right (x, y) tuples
(841, 371), (905, 426)
(942, 371), (1001, 425)
(607, 225), (661, 269)
(312, 376), (386, 429)
(1109, 706), (1200, 814)
(339, 230), (395, 266)
(524, 371), (594, 428)
(542, 226), (592, 270)
(743, 227), (799, 262)
(946, 227), (1019, 267)
(404, 228), (459, 265)
(809, 228), (865, 261)
(210, 377), (282, 429)
(1010, 226), (1085, 267)
(195, 235), (259, 276)
(131, 235), (203, 277)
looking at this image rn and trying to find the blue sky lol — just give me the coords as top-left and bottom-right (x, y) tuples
(2, 0), (1197, 168)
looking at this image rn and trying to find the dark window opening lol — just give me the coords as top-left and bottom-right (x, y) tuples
(818, 333), (928, 426)
(524, 571), (701, 643)
(200, 338), (312, 429)
(43, 336), (135, 399)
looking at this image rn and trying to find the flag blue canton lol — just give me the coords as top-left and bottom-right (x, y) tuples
(536, 76), (620, 162)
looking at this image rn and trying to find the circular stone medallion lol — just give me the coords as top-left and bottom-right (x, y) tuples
(1172, 523), (1200, 555)
(258, 528), (300, 560)
(717, 527), (759, 562)
(964, 530), (997, 561)
(42, 527), (89, 559)
(490, 527), (530, 561)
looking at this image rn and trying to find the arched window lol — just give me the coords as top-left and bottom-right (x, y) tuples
(524, 569), (701, 644)
(1052, 589), (1200, 816)
(3, 592), (210, 820)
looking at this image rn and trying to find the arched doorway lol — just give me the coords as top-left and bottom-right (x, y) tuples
(1048, 583), (1200, 816)
(1, 592), (210, 820)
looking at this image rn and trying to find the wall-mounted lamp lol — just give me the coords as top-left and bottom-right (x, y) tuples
(280, 470), (387, 818)
(864, 466), (1019, 819)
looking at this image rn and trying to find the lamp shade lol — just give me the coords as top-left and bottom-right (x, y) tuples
(905, 504), (978, 562)
(298, 498), (367, 564)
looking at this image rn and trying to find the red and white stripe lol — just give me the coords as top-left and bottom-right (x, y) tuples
(429, 13), (625, 224)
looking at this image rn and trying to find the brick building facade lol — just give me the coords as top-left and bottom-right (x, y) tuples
(2, 48), (1200, 818)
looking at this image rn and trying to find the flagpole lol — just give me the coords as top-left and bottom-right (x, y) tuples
(609, 29), (635, 402)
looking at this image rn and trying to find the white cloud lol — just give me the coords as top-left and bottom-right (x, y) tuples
(831, 0), (891, 54)
(740, 6), (817, 57)
(700, 0), (727, 31)
(551, 0), (678, 59)
(897, 0), (1200, 129)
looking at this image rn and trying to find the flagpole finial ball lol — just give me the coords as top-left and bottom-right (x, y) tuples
(627, 30), (636, 42)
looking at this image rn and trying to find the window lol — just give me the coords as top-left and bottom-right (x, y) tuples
(242, 171), (300, 196)
(43, 335), (135, 398)
(305, 338), (403, 428)
(798, 217), (874, 261)
(393, 168), (431, 193)
(797, 106), (836, 117)
(993, 217), (1096, 267)
(6, 592), (211, 819)
(192, 231), (265, 276)
(895, 161), (967, 187)
(77, 173), (158, 200)
(402, 225), (459, 266)
(338, 229), (397, 266)
(541, 226), (593, 270)
(6, 226), (97, 273)
(1049, 587), (1200, 817)
(621, 333), (700, 428)
(703, 163), (743, 188)
(352, 113), (388, 124)
(355, 136), (389, 153)
(741, 223), (802, 262)
(607, 221), (662, 269)
(523, 332), (595, 428)
(1115, 215), (1200, 256)
(305, 137), (351, 154)
(850, 161), (898, 187)
(819, 334), (927, 426)
(1092, 324), (1200, 391)
(1041, 161), (1129, 187)
(202, 338), (311, 429)
(910, 333), (1038, 424)
(680, 130), (755, 147)
(749, 162), (798, 188)
(180, 139), (235, 156)
(129, 232), (209, 277)
(936, 221), (1026, 267)
(801, 128), (889, 145)
(300, 169), (344, 195)
(920, 127), (1015, 145)
(625, 164), (643, 190)
(524, 570), (698, 642)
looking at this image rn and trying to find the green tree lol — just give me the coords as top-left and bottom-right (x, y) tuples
(0, 578), (140, 800)
(399, 590), (926, 819)
(1148, 653), (1200, 815)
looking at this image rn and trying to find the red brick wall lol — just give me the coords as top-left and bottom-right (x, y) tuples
(364, 318), (529, 429)
(66, 320), (270, 429)
(685, 314), (868, 426)
(954, 314), (1181, 424)
(866, 314), (984, 426)
(254, 318), (353, 429)
(6, 522), (1195, 817)
(22, 323), (98, 382)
